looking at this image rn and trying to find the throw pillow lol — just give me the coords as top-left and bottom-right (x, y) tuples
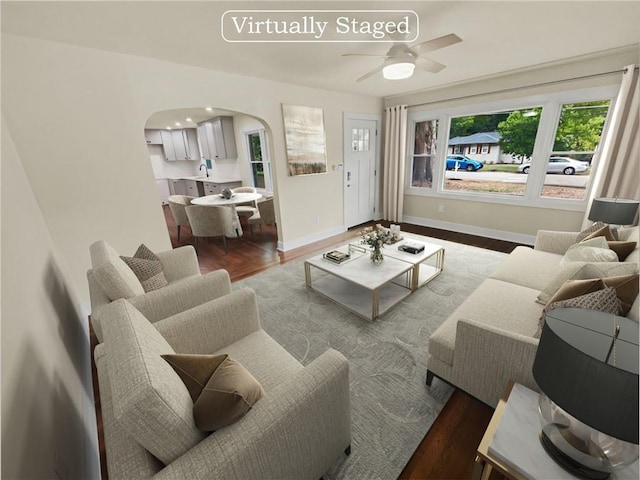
(576, 221), (619, 242)
(543, 274), (639, 316)
(534, 287), (620, 338)
(582, 225), (617, 242)
(561, 236), (618, 264)
(607, 241), (638, 261)
(120, 244), (168, 292)
(162, 353), (264, 432)
(536, 261), (639, 305)
(545, 277), (606, 306)
(581, 226), (636, 261)
(600, 274), (640, 316)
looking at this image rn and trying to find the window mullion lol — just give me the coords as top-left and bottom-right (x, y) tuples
(523, 101), (561, 201)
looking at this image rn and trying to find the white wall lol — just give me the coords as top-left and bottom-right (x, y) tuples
(2, 33), (382, 311)
(1, 117), (98, 479)
(385, 46), (639, 241)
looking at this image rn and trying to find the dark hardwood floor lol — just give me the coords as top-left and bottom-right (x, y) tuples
(93, 207), (521, 479)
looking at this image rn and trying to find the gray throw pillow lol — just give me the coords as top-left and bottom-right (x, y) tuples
(120, 244), (168, 292)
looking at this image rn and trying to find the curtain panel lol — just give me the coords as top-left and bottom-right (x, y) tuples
(383, 105), (408, 223)
(584, 64), (639, 227)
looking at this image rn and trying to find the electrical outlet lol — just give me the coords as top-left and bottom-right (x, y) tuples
(438, 204), (445, 213)
(315, 215), (320, 224)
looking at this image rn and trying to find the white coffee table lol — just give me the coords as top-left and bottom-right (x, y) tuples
(304, 247), (414, 320)
(377, 233), (445, 290)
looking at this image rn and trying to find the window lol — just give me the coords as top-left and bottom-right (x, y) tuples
(411, 119), (438, 188)
(443, 108), (542, 196)
(540, 100), (611, 200)
(246, 130), (273, 192)
(406, 85), (616, 209)
(352, 128), (370, 151)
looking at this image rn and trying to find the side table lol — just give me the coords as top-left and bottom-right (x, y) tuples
(474, 381), (639, 480)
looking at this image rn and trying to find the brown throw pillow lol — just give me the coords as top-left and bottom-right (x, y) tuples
(545, 274), (639, 316)
(582, 225), (617, 242)
(576, 222), (619, 242)
(535, 287), (621, 339)
(601, 274), (640, 315)
(546, 278), (606, 305)
(120, 244), (168, 292)
(582, 226), (636, 261)
(162, 354), (264, 432)
(607, 241), (637, 261)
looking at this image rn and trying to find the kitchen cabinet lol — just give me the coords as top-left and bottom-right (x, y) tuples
(185, 179), (204, 197)
(145, 129), (163, 145)
(197, 116), (237, 160)
(197, 124), (211, 160)
(160, 129), (200, 161)
(169, 179), (187, 196)
(202, 180), (242, 196)
(156, 179), (170, 205)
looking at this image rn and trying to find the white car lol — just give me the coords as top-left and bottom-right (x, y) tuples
(518, 157), (589, 175)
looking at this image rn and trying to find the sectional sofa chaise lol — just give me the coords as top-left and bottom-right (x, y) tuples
(426, 225), (639, 407)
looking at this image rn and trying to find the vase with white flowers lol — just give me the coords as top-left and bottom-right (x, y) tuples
(360, 224), (393, 265)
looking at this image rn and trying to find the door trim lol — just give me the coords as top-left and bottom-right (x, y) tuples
(343, 112), (382, 230)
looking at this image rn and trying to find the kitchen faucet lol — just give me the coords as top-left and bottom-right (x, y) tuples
(199, 163), (209, 177)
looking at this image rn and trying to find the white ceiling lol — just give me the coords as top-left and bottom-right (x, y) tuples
(3, 1), (640, 124)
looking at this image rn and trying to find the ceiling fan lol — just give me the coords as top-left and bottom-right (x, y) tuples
(343, 33), (462, 82)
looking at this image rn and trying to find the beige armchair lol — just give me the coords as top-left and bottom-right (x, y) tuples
(248, 197), (276, 240)
(185, 205), (235, 254)
(232, 186), (258, 218)
(167, 195), (195, 241)
(93, 288), (351, 479)
(87, 240), (231, 342)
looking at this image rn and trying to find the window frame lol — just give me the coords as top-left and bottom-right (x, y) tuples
(405, 85), (618, 211)
(245, 129), (273, 193)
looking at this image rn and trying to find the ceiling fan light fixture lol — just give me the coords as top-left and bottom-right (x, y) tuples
(383, 61), (415, 80)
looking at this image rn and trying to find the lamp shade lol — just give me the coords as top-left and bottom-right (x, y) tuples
(532, 307), (639, 444)
(588, 198), (639, 225)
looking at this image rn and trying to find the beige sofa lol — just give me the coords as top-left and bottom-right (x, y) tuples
(94, 288), (351, 479)
(87, 240), (231, 341)
(426, 226), (639, 407)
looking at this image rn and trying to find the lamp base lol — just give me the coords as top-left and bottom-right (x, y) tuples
(540, 424), (611, 480)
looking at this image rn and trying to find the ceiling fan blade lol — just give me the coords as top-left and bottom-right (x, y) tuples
(356, 64), (385, 82)
(411, 33), (462, 55)
(342, 53), (386, 58)
(415, 57), (447, 74)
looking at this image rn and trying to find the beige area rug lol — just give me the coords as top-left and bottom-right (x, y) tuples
(233, 237), (507, 479)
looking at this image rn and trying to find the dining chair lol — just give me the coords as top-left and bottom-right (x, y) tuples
(232, 186), (259, 219)
(185, 205), (235, 254)
(168, 195), (195, 241)
(248, 197), (276, 240)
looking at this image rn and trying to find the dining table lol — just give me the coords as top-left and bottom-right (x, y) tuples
(190, 192), (262, 237)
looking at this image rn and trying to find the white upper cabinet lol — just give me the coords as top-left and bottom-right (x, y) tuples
(197, 116), (237, 160)
(144, 129), (163, 145)
(159, 128), (200, 161)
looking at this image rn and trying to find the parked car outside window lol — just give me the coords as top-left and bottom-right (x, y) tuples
(446, 155), (484, 171)
(518, 157), (589, 175)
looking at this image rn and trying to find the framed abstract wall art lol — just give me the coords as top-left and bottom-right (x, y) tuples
(282, 104), (327, 176)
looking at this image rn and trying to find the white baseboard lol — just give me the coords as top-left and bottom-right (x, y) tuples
(278, 225), (347, 252)
(403, 215), (536, 246)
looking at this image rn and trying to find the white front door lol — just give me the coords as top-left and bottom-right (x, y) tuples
(344, 116), (378, 228)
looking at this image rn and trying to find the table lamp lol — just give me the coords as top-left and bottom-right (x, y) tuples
(588, 198), (639, 226)
(532, 307), (639, 479)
